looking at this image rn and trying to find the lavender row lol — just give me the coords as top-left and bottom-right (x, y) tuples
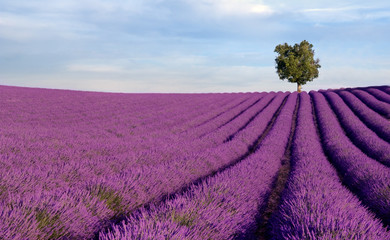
(99, 93), (298, 240)
(380, 86), (390, 95)
(186, 94), (264, 138)
(311, 91), (390, 225)
(174, 94), (253, 133)
(201, 92), (281, 144)
(269, 92), (390, 239)
(336, 90), (390, 142)
(323, 91), (390, 167)
(186, 95), (252, 129)
(365, 87), (390, 104)
(350, 89), (390, 118)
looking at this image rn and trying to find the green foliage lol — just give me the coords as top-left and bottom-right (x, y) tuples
(0, 185), (7, 201)
(275, 40), (321, 91)
(35, 209), (66, 239)
(92, 185), (125, 214)
(170, 210), (196, 227)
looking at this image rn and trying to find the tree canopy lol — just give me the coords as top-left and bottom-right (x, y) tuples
(274, 40), (321, 92)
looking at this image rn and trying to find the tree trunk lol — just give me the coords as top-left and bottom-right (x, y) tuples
(297, 83), (302, 93)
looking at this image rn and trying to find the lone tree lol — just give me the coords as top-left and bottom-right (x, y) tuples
(274, 40), (321, 93)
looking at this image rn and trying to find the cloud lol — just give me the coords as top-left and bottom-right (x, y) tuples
(0, 12), (97, 41)
(213, 0), (273, 15)
(0, 0), (147, 14)
(299, 5), (390, 22)
(251, 4), (273, 14)
(189, 0), (274, 17)
(364, 10), (390, 20)
(302, 6), (362, 13)
(67, 64), (125, 73)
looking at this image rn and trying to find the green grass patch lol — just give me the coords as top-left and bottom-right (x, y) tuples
(35, 208), (67, 239)
(90, 185), (125, 215)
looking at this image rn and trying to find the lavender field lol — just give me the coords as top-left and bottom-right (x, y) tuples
(1, 85), (390, 239)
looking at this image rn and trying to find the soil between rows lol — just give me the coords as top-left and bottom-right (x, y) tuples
(256, 94), (299, 240)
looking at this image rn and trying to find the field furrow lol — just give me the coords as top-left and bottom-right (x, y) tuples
(257, 92), (299, 240)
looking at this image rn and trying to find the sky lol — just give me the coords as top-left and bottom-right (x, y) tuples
(0, 0), (389, 93)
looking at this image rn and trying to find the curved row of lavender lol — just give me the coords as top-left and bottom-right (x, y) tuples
(323, 91), (390, 167)
(336, 90), (390, 142)
(201, 93), (276, 142)
(365, 87), (390, 104)
(98, 93), (298, 239)
(1, 85), (390, 239)
(269, 92), (390, 239)
(311, 91), (390, 225)
(188, 93), (266, 139)
(350, 89), (390, 118)
(383, 86), (390, 94)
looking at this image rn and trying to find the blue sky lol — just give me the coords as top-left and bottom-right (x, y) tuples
(0, 0), (389, 93)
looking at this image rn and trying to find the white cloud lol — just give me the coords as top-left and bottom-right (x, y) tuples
(193, 0), (274, 17)
(364, 10), (390, 20)
(299, 5), (390, 22)
(67, 64), (125, 73)
(0, 12), (97, 41)
(0, 0), (147, 14)
(250, 4), (273, 14)
(0, 13), (45, 28)
(302, 6), (357, 13)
